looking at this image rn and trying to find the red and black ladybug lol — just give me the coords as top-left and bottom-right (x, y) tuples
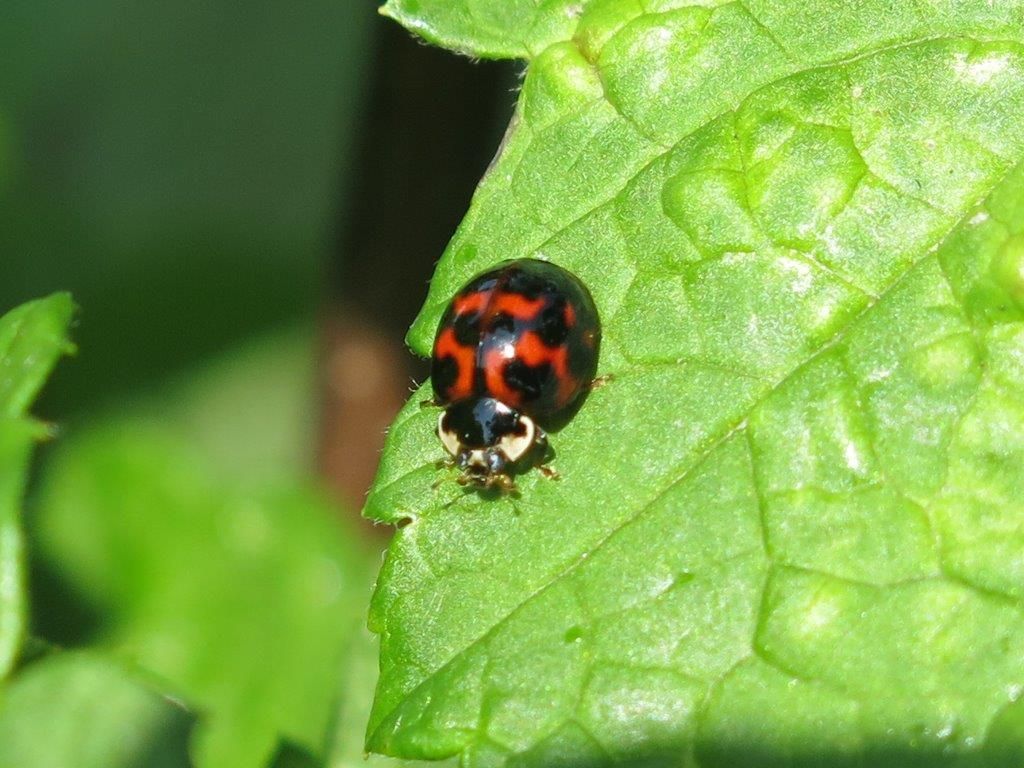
(430, 258), (601, 491)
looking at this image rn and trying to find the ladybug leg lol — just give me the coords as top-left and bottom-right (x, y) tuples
(431, 457), (457, 489)
(538, 464), (561, 481)
(492, 474), (520, 496)
(420, 398), (440, 410)
(532, 428), (560, 481)
(588, 374), (614, 391)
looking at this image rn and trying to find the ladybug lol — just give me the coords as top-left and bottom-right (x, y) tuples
(431, 258), (601, 491)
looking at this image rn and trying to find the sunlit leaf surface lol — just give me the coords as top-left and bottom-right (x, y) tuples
(366, 1), (1024, 764)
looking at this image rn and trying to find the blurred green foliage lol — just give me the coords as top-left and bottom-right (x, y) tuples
(0, 652), (193, 768)
(0, 294), (75, 679)
(0, 0), (372, 413)
(0, 302), (407, 768)
(34, 423), (370, 768)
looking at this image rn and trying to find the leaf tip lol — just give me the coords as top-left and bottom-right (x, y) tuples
(34, 291), (77, 343)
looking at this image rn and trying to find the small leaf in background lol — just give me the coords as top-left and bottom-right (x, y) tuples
(0, 293), (74, 679)
(33, 422), (372, 768)
(365, 1), (1024, 765)
(148, 326), (318, 484)
(0, 292), (75, 419)
(0, 651), (193, 768)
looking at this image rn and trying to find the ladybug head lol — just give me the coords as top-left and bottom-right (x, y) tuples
(438, 397), (538, 488)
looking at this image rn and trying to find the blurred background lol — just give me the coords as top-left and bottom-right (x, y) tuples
(2, 0), (517, 502)
(0, 2), (518, 766)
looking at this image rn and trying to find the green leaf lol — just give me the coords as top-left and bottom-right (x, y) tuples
(0, 293), (74, 679)
(34, 423), (371, 768)
(0, 292), (75, 419)
(380, 0), (583, 58)
(0, 652), (192, 768)
(365, 2), (1024, 764)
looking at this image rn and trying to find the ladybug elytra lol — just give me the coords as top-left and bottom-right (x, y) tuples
(430, 258), (601, 491)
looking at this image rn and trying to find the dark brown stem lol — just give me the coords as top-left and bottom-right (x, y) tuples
(318, 19), (517, 514)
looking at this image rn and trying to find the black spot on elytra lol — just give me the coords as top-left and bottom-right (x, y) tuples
(431, 356), (460, 402)
(537, 300), (570, 346)
(452, 312), (480, 346)
(504, 359), (551, 402)
(503, 269), (552, 300)
(490, 312), (515, 333)
(569, 331), (599, 381)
